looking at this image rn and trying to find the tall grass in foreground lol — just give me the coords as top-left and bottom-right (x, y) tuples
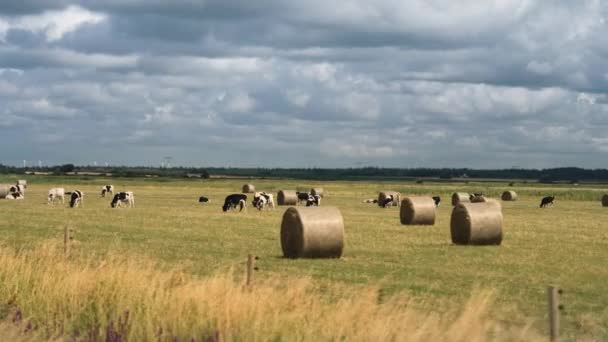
(0, 243), (541, 341)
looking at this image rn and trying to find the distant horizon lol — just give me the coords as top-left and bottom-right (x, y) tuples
(3, 163), (608, 172)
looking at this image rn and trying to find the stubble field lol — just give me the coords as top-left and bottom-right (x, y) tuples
(0, 175), (607, 340)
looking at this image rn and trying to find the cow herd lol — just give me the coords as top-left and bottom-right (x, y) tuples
(216, 190), (320, 212)
(364, 194), (440, 208)
(219, 192), (281, 212)
(362, 192), (557, 209)
(1, 180), (559, 212)
(3, 183), (135, 208)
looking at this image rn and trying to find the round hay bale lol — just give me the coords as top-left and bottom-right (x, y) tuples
(311, 187), (324, 198)
(451, 192), (470, 206)
(280, 207), (344, 258)
(378, 191), (401, 207)
(277, 190), (298, 206)
(450, 201), (503, 246)
(242, 184), (255, 193)
(0, 184), (9, 198)
(602, 194), (608, 207)
(470, 195), (486, 203)
(501, 191), (518, 201)
(400, 197), (436, 225)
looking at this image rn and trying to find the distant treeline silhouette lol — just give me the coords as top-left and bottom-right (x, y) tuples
(2, 164), (608, 182)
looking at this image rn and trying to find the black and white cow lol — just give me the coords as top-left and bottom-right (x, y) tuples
(111, 192), (135, 208)
(252, 192), (275, 211)
(69, 190), (84, 208)
(540, 196), (555, 208)
(101, 185), (114, 197)
(9, 184), (25, 196)
(382, 195), (395, 208)
(198, 196), (210, 203)
(222, 194), (247, 212)
(5, 192), (24, 200)
(296, 192), (310, 204)
(48, 188), (65, 204)
(306, 194), (321, 207)
(432, 196), (441, 207)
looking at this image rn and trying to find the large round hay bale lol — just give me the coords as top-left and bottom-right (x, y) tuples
(400, 197), (436, 225)
(378, 191), (401, 207)
(277, 190), (298, 206)
(602, 195), (608, 207)
(280, 207), (344, 258)
(0, 184), (9, 198)
(451, 192), (470, 206)
(501, 191), (517, 201)
(311, 187), (324, 198)
(242, 184), (255, 193)
(450, 201), (503, 246)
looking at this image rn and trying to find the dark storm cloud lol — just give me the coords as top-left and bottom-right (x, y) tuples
(1, 1), (607, 167)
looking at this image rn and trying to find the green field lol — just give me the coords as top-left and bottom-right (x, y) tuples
(1, 175), (607, 340)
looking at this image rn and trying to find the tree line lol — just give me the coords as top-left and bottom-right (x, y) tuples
(2, 164), (608, 182)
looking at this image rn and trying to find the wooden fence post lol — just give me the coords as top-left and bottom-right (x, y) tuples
(64, 227), (74, 257)
(246, 254), (254, 287)
(246, 254), (259, 287)
(64, 226), (69, 256)
(548, 286), (560, 341)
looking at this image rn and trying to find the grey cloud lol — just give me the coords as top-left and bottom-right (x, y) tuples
(1, 1), (608, 168)
(0, 0), (69, 15)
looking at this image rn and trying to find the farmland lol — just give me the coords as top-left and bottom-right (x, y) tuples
(0, 175), (607, 340)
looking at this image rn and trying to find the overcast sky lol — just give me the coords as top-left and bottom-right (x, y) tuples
(1, 1), (607, 168)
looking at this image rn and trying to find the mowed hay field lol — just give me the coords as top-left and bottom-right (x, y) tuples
(1, 176), (607, 340)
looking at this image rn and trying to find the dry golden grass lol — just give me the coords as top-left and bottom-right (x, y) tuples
(1, 176), (607, 340)
(0, 242), (543, 341)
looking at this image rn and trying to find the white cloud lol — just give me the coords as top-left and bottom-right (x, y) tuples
(0, 5), (106, 42)
(526, 60), (553, 75)
(144, 104), (175, 124)
(224, 92), (256, 113)
(327, 92), (381, 120)
(320, 138), (396, 158)
(0, 68), (24, 76)
(292, 63), (338, 84)
(285, 89), (310, 108)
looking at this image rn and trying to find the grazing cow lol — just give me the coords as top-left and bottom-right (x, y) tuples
(9, 184), (25, 196)
(432, 196), (441, 207)
(296, 191), (310, 204)
(100, 185), (114, 197)
(5, 192), (23, 200)
(111, 192), (135, 208)
(540, 196), (555, 208)
(381, 195), (395, 208)
(69, 190), (84, 208)
(48, 188), (65, 204)
(306, 194), (321, 207)
(252, 192), (275, 211)
(222, 194), (248, 212)
(198, 196), (210, 203)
